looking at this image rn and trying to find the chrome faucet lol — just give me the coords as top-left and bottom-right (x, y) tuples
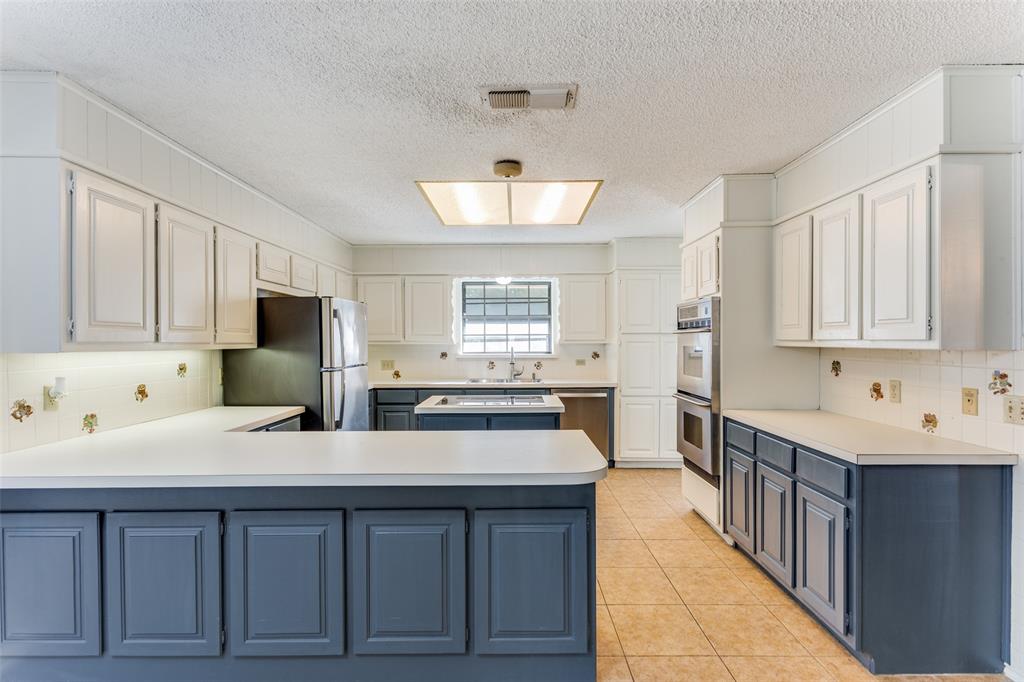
(508, 347), (525, 381)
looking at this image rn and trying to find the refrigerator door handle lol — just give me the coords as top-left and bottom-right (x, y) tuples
(322, 370), (346, 431)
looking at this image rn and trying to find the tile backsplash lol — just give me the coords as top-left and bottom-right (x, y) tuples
(819, 348), (1024, 452)
(1, 351), (222, 453)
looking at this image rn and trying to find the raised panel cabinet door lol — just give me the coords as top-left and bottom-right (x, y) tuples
(290, 255), (317, 292)
(680, 243), (699, 303)
(157, 203), (215, 344)
(659, 271), (681, 332)
(404, 276), (452, 343)
(215, 225), (257, 345)
(228, 510), (344, 656)
(619, 335), (660, 395)
(256, 241), (290, 285)
(862, 166), (931, 340)
(105, 512), (221, 656)
(796, 483), (847, 635)
(473, 509), (588, 654)
(774, 214), (813, 341)
(696, 233), (720, 297)
(659, 397), (681, 459)
(0, 513), (101, 656)
(353, 510), (465, 654)
(619, 397), (659, 459)
(560, 275), (607, 342)
(812, 194), (862, 340)
(755, 464), (796, 587)
(71, 169), (157, 343)
(316, 264), (337, 297)
(358, 276), (403, 341)
(376, 405), (416, 431)
(618, 273), (660, 333)
(725, 447), (755, 553)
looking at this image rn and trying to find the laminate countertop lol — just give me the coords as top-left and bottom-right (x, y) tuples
(724, 409), (1019, 466)
(415, 394), (565, 414)
(369, 379), (616, 389)
(0, 407), (607, 489)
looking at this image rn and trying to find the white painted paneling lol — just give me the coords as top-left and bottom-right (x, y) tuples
(317, 264), (337, 297)
(216, 174), (233, 225)
(140, 132), (170, 196)
(812, 194), (861, 340)
(773, 214), (812, 341)
(0, 78), (58, 156)
(682, 179), (724, 242)
(86, 100), (107, 167)
(256, 242), (290, 286)
(215, 225), (257, 345)
(157, 203), (214, 344)
(60, 85), (87, 158)
(187, 158), (202, 207)
(618, 397), (659, 460)
(105, 113), (141, 181)
(946, 73), (1021, 146)
(619, 334), (660, 395)
(611, 238), (681, 269)
(560, 275), (607, 343)
(200, 166), (217, 215)
(169, 148), (190, 204)
(862, 166), (931, 341)
(404, 276), (452, 344)
(290, 254), (317, 292)
(357, 276), (403, 342)
(336, 272), (354, 299)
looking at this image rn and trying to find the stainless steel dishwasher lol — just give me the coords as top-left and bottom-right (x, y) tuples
(551, 389), (610, 460)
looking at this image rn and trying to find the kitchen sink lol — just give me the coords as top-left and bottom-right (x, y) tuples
(465, 378), (543, 384)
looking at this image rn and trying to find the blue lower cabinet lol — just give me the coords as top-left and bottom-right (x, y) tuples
(352, 510), (466, 654)
(105, 511), (222, 656)
(473, 509), (588, 654)
(419, 415), (489, 431)
(795, 483), (847, 635)
(227, 510), (344, 656)
(725, 447), (755, 554)
(376, 405), (416, 431)
(489, 414), (559, 430)
(755, 464), (795, 587)
(0, 512), (101, 656)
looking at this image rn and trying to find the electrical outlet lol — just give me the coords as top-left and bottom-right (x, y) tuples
(380, 360), (395, 370)
(575, 359), (586, 366)
(888, 380), (901, 403)
(961, 388), (979, 416)
(1004, 395), (1024, 425)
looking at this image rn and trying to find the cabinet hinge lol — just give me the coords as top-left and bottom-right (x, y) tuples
(926, 315), (933, 333)
(844, 516), (850, 530)
(67, 318), (75, 338)
(844, 613), (850, 629)
(67, 173), (76, 194)
(926, 175), (934, 190)
(219, 521), (224, 536)
(465, 519), (470, 534)
(156, 322), (161, 340)
(465, 627), (470, 643)
(220, 629), (226, 646)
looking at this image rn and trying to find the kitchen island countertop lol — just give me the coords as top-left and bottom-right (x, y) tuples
(369, 378), (616, 389)
(415, 393), (565, 414)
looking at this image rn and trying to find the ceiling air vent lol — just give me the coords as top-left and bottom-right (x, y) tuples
(480, 83), (577, 111)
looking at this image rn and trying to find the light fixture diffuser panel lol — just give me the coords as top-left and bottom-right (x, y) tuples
(417, 182), (509, 225)
(510, 181), (601, 225)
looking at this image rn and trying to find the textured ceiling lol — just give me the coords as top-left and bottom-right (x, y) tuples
(2, 1), (1023, 245)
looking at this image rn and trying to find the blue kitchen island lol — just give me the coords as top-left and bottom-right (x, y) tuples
(0, 408), (606, 682)
(416, 392), (565, 431)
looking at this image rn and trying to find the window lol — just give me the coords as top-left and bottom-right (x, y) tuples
(459, 279), (554, 355)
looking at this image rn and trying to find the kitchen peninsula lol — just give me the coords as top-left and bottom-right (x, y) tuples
(0, 407), (606, 682)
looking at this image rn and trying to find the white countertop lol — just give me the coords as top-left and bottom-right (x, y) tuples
(415, 394), (565, 414)
(724, 409), (1019, 466)
(0, 407), (607, 489)
(370, 379), (616, 389)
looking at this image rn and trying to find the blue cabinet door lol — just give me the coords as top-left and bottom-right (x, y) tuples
(0, 513), (101, 656)
(473, 509), (588, 654)
(796, 483), (847, 635)
(105, 512), (221, 656)
(377, 405), (416, 431)
(725, 447), (755, 553)
(489, 414), (559, 430)
(352, 510), (466, 654)
(419, 415), (489, 431)
(756, 463), (795, 587)
(228, 510), (344, 656)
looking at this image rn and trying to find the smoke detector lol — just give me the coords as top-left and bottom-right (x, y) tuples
(480, 83), (578, 110)
(493, 160), (522, 178)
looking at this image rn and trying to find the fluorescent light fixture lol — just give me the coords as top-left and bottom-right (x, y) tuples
(417, 180), (601, 226)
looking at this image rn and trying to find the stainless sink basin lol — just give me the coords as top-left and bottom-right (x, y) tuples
(465, 378), (542, 384)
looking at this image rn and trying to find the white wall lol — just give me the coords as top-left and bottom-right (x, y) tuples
(0, 350), (222, 453)
(819, 347), (1023, 677)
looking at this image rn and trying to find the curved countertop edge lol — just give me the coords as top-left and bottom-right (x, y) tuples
(724, 408), (1019, 466)
(223, 406), (306, 431)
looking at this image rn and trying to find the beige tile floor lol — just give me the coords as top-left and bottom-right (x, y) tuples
(594, 467), (1008, 682)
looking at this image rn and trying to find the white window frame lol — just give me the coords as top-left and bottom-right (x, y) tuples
(453, 276), (561, 358)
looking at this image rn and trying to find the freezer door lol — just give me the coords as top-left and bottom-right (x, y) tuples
(322, 298), (368, 369)
(322, 366), (369, 431)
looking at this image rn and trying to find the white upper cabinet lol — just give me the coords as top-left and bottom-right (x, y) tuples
(812, 194), (861, 340)
(358, 276), (403, 342)
(403, 276), (451, 344)
(71, 170), (157, 343)
(862, 166), (931, 341)
(618, 273), (661, 333)
(659, 272), (681, 332)
(317, 264), (337, 297)
(696, 233), (720, 298)
(680, 244), (699, 303)
(214, 225), (257, 345)
(290, 254), (317, 293)
(619, 334), (661, 395)
(256, 242), (290, 286)
(156, 203), (214, 344)
(774, 215), (813, 341)
(560, 275), (607, 343)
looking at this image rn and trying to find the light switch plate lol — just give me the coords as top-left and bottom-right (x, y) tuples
(1003, 395), (1024, 425)
(888, 380), (901, 403)
(380, 360), (395, 370)
(961, 388), (979, 416)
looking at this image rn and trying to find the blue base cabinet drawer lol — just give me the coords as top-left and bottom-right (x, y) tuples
(352, 510), (466, 654)
(0, 513), (101, 657)
(105, 512), (222, 657)
(756, 433), (795, 472)
(227, 510), (344, 656)
(473, 509), (588, 654)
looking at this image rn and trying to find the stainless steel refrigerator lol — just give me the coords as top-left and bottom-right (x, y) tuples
(223, 297), (369, 431)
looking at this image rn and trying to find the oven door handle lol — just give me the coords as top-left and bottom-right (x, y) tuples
(673, 393), (712, 408)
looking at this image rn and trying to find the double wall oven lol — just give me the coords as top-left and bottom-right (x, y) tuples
(675, 298), (721, 511)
